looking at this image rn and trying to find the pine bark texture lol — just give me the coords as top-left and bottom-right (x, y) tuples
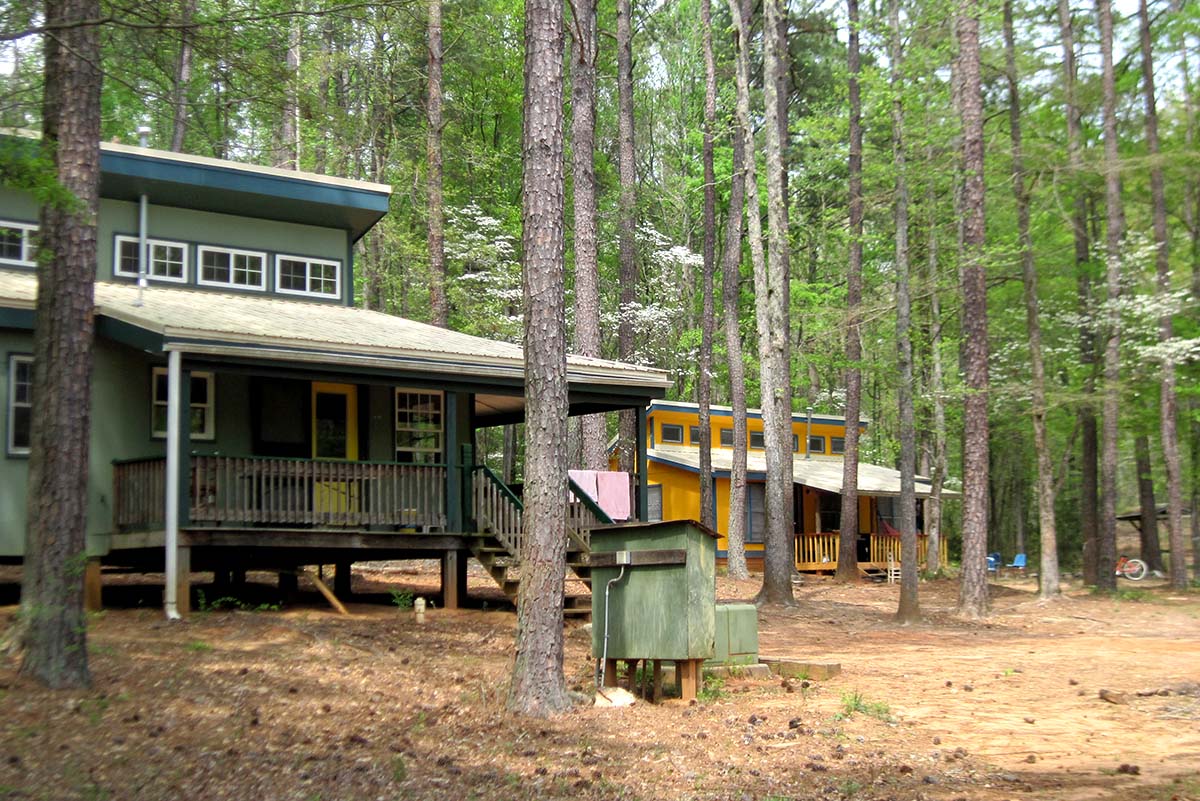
(891, 0), (918, 624)
(758, 0), (794, 606)
(21, 0), (102, 689)
(1133, 433), (1165, 573)
(170, 0), (196, 152)
(1096, 0), (1121, 595)
(508, 0), (570, 717)
(616, 0), (638, 476)
(277, 17), (301, 169)
(570, 0), (606, 471)
(1057, 0), (1099, 586)
(722, 117), (750, 581)
(837, 0), (863, 583)
(697, 0), (717, 531)
(955, 0), (990, 618)
(924, 138), (946, 575)
(1138, 0), (1186, 588)
(427, 0), (448, 328)
(1004, 0), (1059, 599)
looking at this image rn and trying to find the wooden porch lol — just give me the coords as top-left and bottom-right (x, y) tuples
(794, 532), (949, 573)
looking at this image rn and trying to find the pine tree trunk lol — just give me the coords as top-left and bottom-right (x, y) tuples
(427, 0), (448, 328)
(169, 0), (196, 152)
(615, 0), (639, 477)
(277, 16), (301, 169)
(503, 424), (517, 485)
(955, 0), (991, 619)
(1004, 0), (1059, 598)
(1057, 0), (1099, 586)
(570, 0), (605, 471)
(697, 0), (717, 531)
(722, 115), (750, 581)
(1134, 433), (1165, 573)
(1180, 11), (1200, 583)
(924, 132), (946, 576)
(891, 0), (918, 624)
(1096, 0), (1122, 595)
(21, 0), (102, 689)
(509, 0), (570, 716)
(758, 0), (794, 606)
(837, 0), (863, 584)
(1138, 0), (1186, 589)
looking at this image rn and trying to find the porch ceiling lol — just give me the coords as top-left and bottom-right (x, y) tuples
(647, 444), (959, 498)
(0, 272), (672, 400)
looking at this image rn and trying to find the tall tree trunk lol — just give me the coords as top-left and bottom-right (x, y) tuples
(758, 0), (794, 606)
(891, 0), (918, 623)
(277, 15), (301, 169)
(837, 0), (863, 583)
(427, 0), (448, 328)
(1005, 0), (1059, 598)
(697, 0), (717, 530)
(722, 113), (750, 581)
(503, 424), (518, 485)
(169, 0), (196, 152)
(570, 0), (605, 471)
(509, 0), (570, 716)
(1139, 0), (1186, 589)
(615, 0), (639, 477)
(1180, 8), (1200, 583)
(956, 0), (991, 618)
(1057, 0), (1099, 586)
(1134, 433), (1166, 573)
(1096, 0), (1122, 595)
(924, 126), (946, 576)
(21, 0), (102, 689)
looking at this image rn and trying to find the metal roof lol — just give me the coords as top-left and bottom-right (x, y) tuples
(0, 272), (672, 394)
(648, 443), (957, 498)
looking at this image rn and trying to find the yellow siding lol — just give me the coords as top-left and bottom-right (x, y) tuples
(649, 407), (861, 458)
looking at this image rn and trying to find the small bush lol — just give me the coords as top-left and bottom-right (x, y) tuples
(837, 690), (892, 722)
(390, 589), (414, 610)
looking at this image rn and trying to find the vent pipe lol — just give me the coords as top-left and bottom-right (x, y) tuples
(135, 127), (151, 306)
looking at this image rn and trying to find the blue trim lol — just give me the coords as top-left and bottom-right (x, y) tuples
(648, 399), (867, 429)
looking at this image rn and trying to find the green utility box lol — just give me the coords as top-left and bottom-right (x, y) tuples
(590, 520), (718, 662)
(708, 603), (759, 666)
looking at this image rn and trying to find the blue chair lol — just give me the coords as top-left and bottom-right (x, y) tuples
(1006, 553), (1027, 575)
(986, 552), (1001, 575)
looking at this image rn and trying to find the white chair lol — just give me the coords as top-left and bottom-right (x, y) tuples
(886, 552), (901, 584)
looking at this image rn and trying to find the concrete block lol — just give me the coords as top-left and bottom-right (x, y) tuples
(760, 658), (841, 681)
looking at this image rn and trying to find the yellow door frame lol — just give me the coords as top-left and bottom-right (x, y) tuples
(311, 382), (358, 460)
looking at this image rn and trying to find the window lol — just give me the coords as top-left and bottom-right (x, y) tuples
(719, 428), (733, 447)
(749, 431), (764, 449)
(808, 435), (826, 454)
(152, 367), (216, 440)
(689, 425), (701, 445)
(7, 355), (32, 455)
(746, 483), (765, 543)
(395, 390), (443, 463)
(276, 255), (341, 298)
(793, 434), (800, 452)
(198, 246), (266, 291)
(0, 221), (37, 267)
(830, 436), (845, 454)
(660, 423), (684, 444)
(114, 236), (188, 283)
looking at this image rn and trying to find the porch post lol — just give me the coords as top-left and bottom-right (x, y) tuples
(636, 405), (648, 522)
(444, 392), (463, 532)
(163, 350), (191, 619)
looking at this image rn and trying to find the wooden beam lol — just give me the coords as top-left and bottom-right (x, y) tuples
(588, 549), (686, 568)
(306, 569), (349, 615)
(84, 558), (102, 612)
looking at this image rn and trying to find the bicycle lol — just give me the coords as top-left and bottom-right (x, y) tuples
(1114, 555), (1148, 581)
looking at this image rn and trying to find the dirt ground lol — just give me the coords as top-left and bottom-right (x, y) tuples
(0, 566), (1197, 801)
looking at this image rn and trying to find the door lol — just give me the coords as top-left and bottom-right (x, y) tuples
(312, 382), (358, 515)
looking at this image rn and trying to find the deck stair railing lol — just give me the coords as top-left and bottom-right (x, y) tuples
(469, 466), (612, 614)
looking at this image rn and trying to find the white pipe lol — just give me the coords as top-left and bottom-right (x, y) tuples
(135, 193), (148, 307)
(595, 564), (628, 692)
(164, 349), (182, 620)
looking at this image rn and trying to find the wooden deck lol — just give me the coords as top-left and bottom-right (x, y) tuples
(794, 532), (949, 572)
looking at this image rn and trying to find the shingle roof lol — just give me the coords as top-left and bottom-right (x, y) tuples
(0, 271), (672, 390)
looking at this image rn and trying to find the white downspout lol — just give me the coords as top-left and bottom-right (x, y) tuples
(135, 126), (150, 307)
(164, 349), (182, 620)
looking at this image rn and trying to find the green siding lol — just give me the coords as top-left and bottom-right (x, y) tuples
(0, 187), (39, 226)
(590, 521), (716, 661)
(368, 384), (392, 461)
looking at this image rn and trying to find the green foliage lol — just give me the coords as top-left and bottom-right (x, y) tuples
(196, 591), (280, 613)
(389, 589), (414, 610)
(698, 673), (726, 702)
(837, 690), (892, 722)
(185, 639), (213, 653)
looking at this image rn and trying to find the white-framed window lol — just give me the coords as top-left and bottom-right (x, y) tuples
(660, 423), (684, 444)
(6, 355), (32, 456)
(197, 246), (267, 291)
(0, 221), (37, 267)
(395, 389), (443, 463)
(719, 428), (733, 447)
(808, 435), (826, 454)
(113, 235), (189, 283)
(152, 367), (216, 440)
(793, 434), (800, 452)
(689, 425), (701, 445)
(831, 436), (845, 454)
(275, 255), (341, 298)
(749, 431), (765, 449)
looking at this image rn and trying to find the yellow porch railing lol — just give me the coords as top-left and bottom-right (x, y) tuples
(794, 533), (949, 572)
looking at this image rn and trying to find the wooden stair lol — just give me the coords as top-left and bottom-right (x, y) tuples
(467, 534), (594, 617)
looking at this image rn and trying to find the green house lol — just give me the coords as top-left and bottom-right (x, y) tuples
(0, 134), (669, 615)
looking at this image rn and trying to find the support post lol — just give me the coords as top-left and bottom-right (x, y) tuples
(636, 405), (649, 522)
(677, 659), (701, 702)
(603, 658), (618, 688)
(175, 546), (191, 616)
(334, 561), (352, 599)
(441, 549), (468, 609)
(444, 393), (463, 532)
(163, 349), (191, 619)
(84, 558), (102, 612)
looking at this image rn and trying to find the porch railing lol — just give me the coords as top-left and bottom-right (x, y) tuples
(793, 531), (950, 570)
(112, 456), (447, 531)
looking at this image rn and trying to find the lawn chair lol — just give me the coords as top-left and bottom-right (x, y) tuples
(986, 552), (1001, 576)
(1005, 553), (1027, 576)
(886, 552), (901, 584)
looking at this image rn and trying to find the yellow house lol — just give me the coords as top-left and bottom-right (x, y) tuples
(633, 400), (950, 572)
